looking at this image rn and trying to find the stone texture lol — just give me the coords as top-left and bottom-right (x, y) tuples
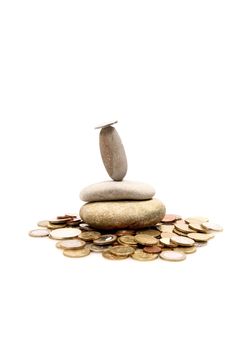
(99, 126), (127, 181)
(79, 199), (166, 230)
(80, 181), (155, 202)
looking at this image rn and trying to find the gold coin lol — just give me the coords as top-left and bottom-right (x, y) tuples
(172, 228), (188, 236)
(63, 246), (90, 258)
(170, 235), (195, 247)
(160, 237), (178, 248)
(201, 222), (223, 232)
(109, 245), (135, 257)
(90, 244), (111, 252)
(185, 216), (209, 224)
(102, 250), (127, 260)
(118, 235), (137, 246)
(174, 246), (197, 254)
(56, 239), (86, 249)
(187, 233), (215, 242)
(157, 224), (175, 233)
(78, 231), (101, 241)
(131, 249), (158, 261)
(174, 222), (196, 233)
(136, 229), (161, 238)
(37, 220), (50, 228)
(93, 234), (117, 245)
(29, 228), (50, 237)
(160, 250), (186, 262)
(161, 232), (174, 238)
(135, 234), (158, 246)
(49, 228), (81, 240)
(188, 222), (208, 232)
(47, 223), (67, 229)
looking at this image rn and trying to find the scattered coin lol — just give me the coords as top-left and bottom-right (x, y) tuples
(37, 220), (50, 228)
(67, 218), (82, 227)
(201, 222), (223, 232)
(115, 229), (135, 236)
(131, 249), (158, 261)
(174, 222), (196, 233)
(161, 214), (179, 223)
(49, 218), (72, 225)
(174, 246), (197, 254)
(93, 234), (117, 245)
(135, 234), (159, 246)
(160, 237), (178, 248)
(57, 214), (77, 219)
(170, 235), (195, 247)
(29, 228), (50, 237)
(160, 250), (186, 262)
(90, 244), (111, 253)
(63, 246), (90, 258)
(78, 231), (101, 242)
(56, 239), (86, 249)
(188, 233), (215, 242)
(157, 224), (175, 233)
(102, 249), (128, 260)
(185, 216), (209, 224)
(143, 246), (162, 254)
(118, 235), (137, 246)
(172, 228), (188, 237)
(109, 245), (135, 257)
(188, 222), (208, 232)
(95, 120), (118, 129)
(49, 228), (81, 240)
(47, 223), (67, 229)
(161, 232), (175, 238)
(136, 229), (161, 238)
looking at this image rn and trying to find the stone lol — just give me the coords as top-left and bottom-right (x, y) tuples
(99, 126), (127, 181)
(79, 199), (166, 230)
(79, 180), (155, 202)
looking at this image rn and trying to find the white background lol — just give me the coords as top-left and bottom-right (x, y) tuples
(0, 1), (233, 349)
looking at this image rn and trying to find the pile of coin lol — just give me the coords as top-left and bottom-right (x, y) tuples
(28, 213), (223, 262)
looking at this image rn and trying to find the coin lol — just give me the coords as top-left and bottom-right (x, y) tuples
(102, 250), (128, 260)
(188, 222), (208, 232)
(131, 249), (158, 261)
(143, 246), (162, 254)
(118, 235), (137, 246)
(136, 229), (161, 238)
(174, 246), (197, 254)
(174, 222), (196, 233)
(161, 232), (175, 238)
(63, 246), (90, 258)
(157, 224), (175, 233)
(160, 250), (186, 262)
(185, 216), (209, 224)
(79, 223), (96, 231)
(93, 234), (117, 245)
(29, 228), (50, 237)
(90, 244), (111, 252)
(67, 218), (82, 227)
(37, 220), (50, 228)
(172, 228), (188, 237)
(201, 222), (223, 232)
(187, 233), (215, 242)
(78, 231), (101, 242)
(57, 214), (77, 219)
(109, 245), (135, 257)
(95, 120), (118, 129)
(160, 237), (178, 248)
(55, 239), (86, 249)
(49, 218), (72, 225)
(161, 214), (179, 223)
(170, 235), (195, 247)
(135, 234), (159, 246)
(47, 223), (67, 229)
(49, 228), (81, 240)
(115, 229), (135, 236)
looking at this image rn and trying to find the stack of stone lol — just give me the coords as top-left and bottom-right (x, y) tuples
(79, 121), (166, 230)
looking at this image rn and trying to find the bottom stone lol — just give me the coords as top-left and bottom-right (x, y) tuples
(79, 198), (166, 230)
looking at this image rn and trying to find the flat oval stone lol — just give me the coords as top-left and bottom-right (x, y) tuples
(79, 181), (155, 202)
(99, 126), (127, 181)
(79, 199), (166, 230)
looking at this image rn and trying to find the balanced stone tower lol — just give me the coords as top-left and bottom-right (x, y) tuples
(79, 121), (166, 230)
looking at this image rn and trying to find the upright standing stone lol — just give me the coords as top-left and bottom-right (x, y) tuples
(99, 126), (128, 181)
